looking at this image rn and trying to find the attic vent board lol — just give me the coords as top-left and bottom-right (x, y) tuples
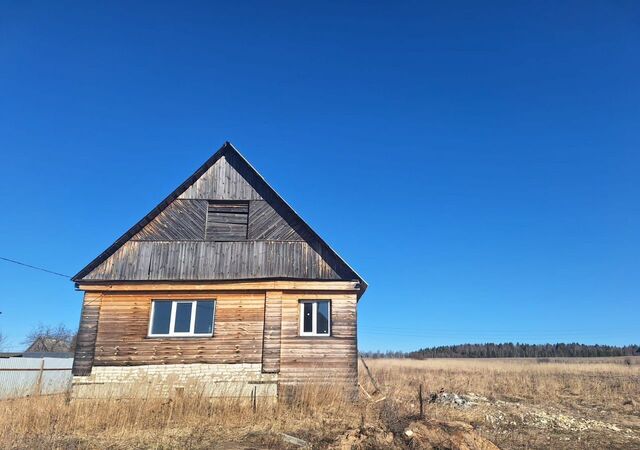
(205, 201), (249, 241)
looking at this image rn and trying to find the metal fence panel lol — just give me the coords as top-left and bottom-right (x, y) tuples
(0, 357), (73, 399)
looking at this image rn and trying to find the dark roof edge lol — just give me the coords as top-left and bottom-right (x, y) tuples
(72, 142), (230, 281)
(76, 277), (361, 284)
(226, 143), (368, 295)
(72, 142), (368, 295)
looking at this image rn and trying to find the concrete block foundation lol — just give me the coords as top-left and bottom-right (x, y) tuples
(72, 363), (278, 399)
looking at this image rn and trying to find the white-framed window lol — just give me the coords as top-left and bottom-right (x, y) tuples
(148, 300), (216, 337)
(299, 300), (331, 336)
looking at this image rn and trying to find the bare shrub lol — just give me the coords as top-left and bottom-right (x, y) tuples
(23, 323), (76, 352)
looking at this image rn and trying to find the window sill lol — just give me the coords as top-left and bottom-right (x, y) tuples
(145, 335), (214, 339)
(295, 335), (333, 339)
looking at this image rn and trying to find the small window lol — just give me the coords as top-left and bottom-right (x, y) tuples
(299, 300), (331, 336)
(149, 300), (216, 337)
(206, 201), (249, 241)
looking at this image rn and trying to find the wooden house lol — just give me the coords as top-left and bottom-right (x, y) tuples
(71, 142), (367, 398)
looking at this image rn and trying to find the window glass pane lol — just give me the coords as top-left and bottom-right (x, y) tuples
(194, 301), (214, 334)
(317, 301), (329, 334)
(303, 302), (313, 333)
(174, 302), (192, 333)
(151, 301), (172, 335)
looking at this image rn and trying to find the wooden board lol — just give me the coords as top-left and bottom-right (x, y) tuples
(92, 292), (265, 366)
(83, 241), (347, 280)
(73, 145), (366, 291)
(278, 293), (358, 386)
(73, 285), (359, 385)
(179, 152), (263, 200)
(248, 200), (303, 241)
(72, 293), (102, 375)
(205, 201), (249, 241)
(262, 291), (282, 373)
(132, 200), (207, 241)
(78, 280), (361, 292)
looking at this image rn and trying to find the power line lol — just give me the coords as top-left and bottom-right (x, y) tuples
(0, 256), (70, 279)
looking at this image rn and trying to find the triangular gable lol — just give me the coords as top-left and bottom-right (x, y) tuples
(72, 142), (366, 292)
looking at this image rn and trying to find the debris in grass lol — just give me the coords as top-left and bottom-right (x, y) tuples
(281, 433), (309, 448)
(429, 391), (487, 409)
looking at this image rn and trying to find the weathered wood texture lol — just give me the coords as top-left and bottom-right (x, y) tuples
(262, 291), (282, 373)
(278, 293), (358, 386)
(179, 151), (263, 200)
(92, 292), (265, 366)
(72, 293), (102, 376)
(75, 147), (361, 284)
(205, 201), (249, 241)
(132, 200), (207, 241)
(84, 241), (345, 280)
(248, 200), (303, 241)
(75, 152), (359, 281)
(131, 199), (303, 243)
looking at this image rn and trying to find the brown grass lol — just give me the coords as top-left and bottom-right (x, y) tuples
(368, 357), (640, 407)
(0, 357), (638, 449)
(365, 357), (640, 449)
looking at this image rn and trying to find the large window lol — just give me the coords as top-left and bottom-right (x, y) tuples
(299, 300), (330, 336)
(148, 300), (216, 337)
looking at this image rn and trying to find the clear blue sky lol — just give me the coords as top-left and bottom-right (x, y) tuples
(1, 1), (638, 351)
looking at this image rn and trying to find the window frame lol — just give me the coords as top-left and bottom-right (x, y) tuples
(147, 299), (216, 338)
(299, 300), (331, 337)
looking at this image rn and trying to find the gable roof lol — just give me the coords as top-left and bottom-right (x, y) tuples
(72, 142), (367, 293)
(26, 337), (73, 353)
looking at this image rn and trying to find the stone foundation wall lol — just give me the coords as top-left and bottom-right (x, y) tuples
(72, 363), (277, 399)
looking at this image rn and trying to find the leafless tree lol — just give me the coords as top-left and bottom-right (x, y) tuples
(23, 323), (77, 352)
(0, 331), (6, 351)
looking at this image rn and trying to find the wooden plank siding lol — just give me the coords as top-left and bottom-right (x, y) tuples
(205, 201), (249, 241)
(84, 241), (345, 281)
(72, 143), (366, 291)
(73, 286), (357, 385)
(71, 143), (365, 389)
(262, 291), (282, 373)
(93, 292), (265, 366)
(76, 148), (362, 284)
(132, 200), (207, 241)
(131, 199), (302, 243)
(72, 293), (102, 375)
(248, 200), (303, 241)
(178, 151), (263, 201)
(278, 293), (358, 386)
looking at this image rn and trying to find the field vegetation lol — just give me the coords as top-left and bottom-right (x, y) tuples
(0, 357), (638, 449)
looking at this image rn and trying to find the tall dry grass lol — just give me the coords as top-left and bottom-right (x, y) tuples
(365, 357), (640, 410)
(0, 381), (362, 449)
(0, 357), (638, 449)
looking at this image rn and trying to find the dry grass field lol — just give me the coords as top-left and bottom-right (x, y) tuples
(365, 357), (640, 449)
(0, 357), (638, 449)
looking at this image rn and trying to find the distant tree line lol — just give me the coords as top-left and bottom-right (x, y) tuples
(360, 343), (640, 359)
